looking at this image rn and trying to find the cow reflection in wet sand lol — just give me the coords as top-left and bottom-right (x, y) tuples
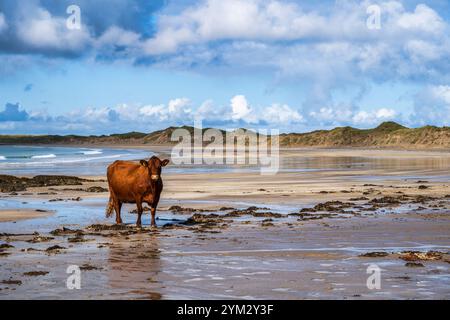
(108, 233), (163, 299)
(106, 156), (170, 227)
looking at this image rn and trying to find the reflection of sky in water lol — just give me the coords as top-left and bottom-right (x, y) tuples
(164, 154), (450, 178)
(0, 197), (186, 233)
(0, 197), (299, 234)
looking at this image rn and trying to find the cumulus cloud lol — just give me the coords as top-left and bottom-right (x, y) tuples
(143, 0), (330, 55)
(309, 105), (355, 127)
(0, 0), (164, 58)
(139, 104), (167, 119)
(396, 4), (445, 34)
(68, 106), (119, 124)
(1, 1), (449, 111)
(0, 103), (29, 122)
(352, 108), (397, 125)
(139, 98), (192, 122)
(94, 26), (142, 59)
(1, 1), (449, 131)
(196, 99), (228, 123)
(231, 95), (252, 121)
(0, 95), (408, 135)
(144, 0), (449, 64)
(137, 0), (450, 123)
(1, 0), (448, 82)
(307, 104), (399, 128)
(13, 5), (91, 55)
(0, 12), (7, 33)
(263, 104), (303, 125)
(168, 98), (191, 114)
(412, 85), (450, 126)
(0, 96), (303, 134)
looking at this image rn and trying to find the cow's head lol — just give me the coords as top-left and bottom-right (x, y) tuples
(140, 156), (170, 181)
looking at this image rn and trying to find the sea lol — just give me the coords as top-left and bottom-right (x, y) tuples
(0, 145), (153, 176)
(2, 145), (450, 178)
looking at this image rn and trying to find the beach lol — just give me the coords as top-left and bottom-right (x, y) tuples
(0, 147), (449, 299)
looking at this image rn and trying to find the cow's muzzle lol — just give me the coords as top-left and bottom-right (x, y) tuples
(151, 175), (160, 181)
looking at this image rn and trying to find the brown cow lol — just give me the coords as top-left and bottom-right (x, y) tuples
(106, 156), (170, 227)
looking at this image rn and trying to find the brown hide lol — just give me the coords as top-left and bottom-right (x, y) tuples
(106, 156), (169, 226)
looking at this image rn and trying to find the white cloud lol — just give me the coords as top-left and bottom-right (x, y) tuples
(0, 94), (409, 135)
(144, 0), (336, 55)
(263, 103), (303, 124)
(141, 0), (450, 114)
(168, 98), (191, 114)
(136, 95), (304, 127)
(396, 4), (445, 34)
(145, 1), (448, 55)
(196, 99), (227, 121)
(138, 98), (192, 122)
(1, 0), (449, 124)
(432, 85), (450, 104)
(352, 108), (397, 125)
(16, 7), (91, 52)
(97, 26), (141, 47)
(139, 104), (167, 120)
(309, 106), (355, 126)
(307, 105), (397, 127)
(375, 108), (396, 119)
(404, 40), (443, 62)
(94, 26), (143, 59)
(412, 85), (450, 126)
(0, 12), (7, 33)
(230, 95), (252, 121)
(1, 0), (449, 94)
(69, 106), (119, 123)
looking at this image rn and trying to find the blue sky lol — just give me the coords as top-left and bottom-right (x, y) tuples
(0, 0), (450, 134)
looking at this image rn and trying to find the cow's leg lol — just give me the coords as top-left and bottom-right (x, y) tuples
(149, 196), (160, 228)
(150, 207), (156, 227)
(114, 200), (123, 224)
(136, 201), (143, 227)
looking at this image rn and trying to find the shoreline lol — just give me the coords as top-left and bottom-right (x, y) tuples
(1, 147), (450, 180)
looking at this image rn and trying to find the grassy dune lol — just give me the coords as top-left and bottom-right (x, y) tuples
(0, 122), (449, 149)
(278, 122), (450, 148)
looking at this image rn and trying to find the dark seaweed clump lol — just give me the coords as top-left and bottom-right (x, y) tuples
(0, 175), (90, 192)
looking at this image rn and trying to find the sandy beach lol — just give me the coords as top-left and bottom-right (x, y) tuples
(0, 148), (449, 299)
(0, 209), (54, 222)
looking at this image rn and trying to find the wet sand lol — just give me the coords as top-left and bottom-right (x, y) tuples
(0, 209), (53, 222)
(0, 148), (449, 299)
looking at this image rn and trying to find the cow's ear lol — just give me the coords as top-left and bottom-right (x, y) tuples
(140, 160), (148, 167)
(161, 159), (170, 167)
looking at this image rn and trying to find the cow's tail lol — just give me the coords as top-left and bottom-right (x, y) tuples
(105, 196), (114, 218)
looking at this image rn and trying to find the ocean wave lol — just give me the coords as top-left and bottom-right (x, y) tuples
(31, 154), (57, 159)
(82, 149), (103, 155)
(0, 153), (131, 167)
(0, 156), (6, 160)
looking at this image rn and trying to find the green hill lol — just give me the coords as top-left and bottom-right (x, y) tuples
(0, 122), (449, 149)
(278, 122), (449, 148)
